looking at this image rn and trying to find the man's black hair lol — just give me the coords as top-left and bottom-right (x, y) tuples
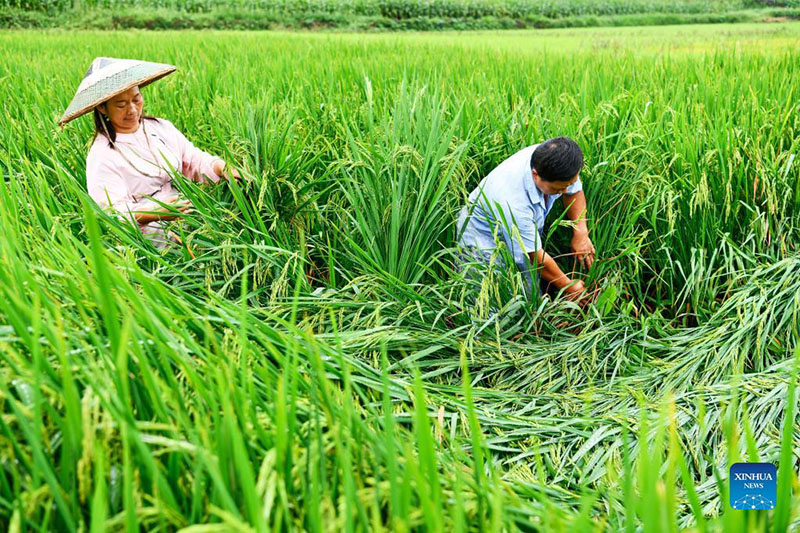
(530, 137), (584, 182)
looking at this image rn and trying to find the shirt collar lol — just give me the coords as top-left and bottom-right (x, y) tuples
(523, 166), (547, 209)
(115, 129), (143, 143)
(114, 122), (145, 143)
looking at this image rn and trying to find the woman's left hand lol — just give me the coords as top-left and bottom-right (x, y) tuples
(214, 159), (242, 181)
(226, 166), (242, 180)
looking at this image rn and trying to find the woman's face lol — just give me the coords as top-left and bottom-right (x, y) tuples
(98, 86), (144, 134)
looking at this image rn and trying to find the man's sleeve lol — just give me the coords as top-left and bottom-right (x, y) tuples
(565, 175), (583, 195)
(488, 201), (542, 271)
(508, 207), (542, 254)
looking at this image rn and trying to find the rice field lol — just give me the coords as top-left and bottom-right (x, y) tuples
(1, 22), (799, 531)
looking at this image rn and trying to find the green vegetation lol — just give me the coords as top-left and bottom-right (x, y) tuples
(0, 23), (799, 531)
(3, 0), (769, 16)
(2, 0), (800, 30)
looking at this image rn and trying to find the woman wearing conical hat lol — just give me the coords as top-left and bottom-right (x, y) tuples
(60, 57), (241, 247)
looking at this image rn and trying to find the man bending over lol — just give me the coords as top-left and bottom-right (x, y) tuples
(457, 137), (595, 301)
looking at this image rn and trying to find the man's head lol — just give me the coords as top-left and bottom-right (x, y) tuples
(530, 137), (583, 195)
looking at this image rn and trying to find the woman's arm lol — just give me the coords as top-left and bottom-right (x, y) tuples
(87, 156), (144, 223)
(211, 159), (241, 181)
(88, 142), (195, 226)
(162, 119), (241, 183)
(132, 199), (193, 225)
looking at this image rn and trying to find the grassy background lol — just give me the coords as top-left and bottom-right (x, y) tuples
(0, 22), (799, 531)
(2, 0), (800, 30)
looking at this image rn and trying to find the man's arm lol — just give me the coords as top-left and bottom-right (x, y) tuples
(528, 249), (585, 299)
(562, 190), (595, 269)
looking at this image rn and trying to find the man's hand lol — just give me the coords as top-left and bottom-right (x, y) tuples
(570, 232), (596, 269)
(563, 279), (586, 301)
(564, 279), (596, 308)
(562, 190), (595, 269)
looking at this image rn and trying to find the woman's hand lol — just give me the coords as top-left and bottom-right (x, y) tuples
(172, 199), (194, 215)
(213, 159), (242, 181)
(134, 198), (193, 225)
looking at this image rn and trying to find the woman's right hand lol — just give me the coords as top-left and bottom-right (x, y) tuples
(172, 199), (193, 215)
(158, 199), (193, 219)
(134, 199), (193, 224)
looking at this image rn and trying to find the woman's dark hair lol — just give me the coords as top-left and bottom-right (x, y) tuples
(93, 106), (159, 148)
(530, 137), (584, 182)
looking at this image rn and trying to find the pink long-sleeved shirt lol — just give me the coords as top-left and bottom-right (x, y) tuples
(86, 117), (223, 230)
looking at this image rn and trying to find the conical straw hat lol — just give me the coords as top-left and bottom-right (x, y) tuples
(58, 57), (176, 126)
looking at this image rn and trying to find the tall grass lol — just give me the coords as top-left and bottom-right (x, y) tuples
(0, 24), (798, 530)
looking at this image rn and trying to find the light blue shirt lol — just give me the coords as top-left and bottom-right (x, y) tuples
(457, 144), (583, 273)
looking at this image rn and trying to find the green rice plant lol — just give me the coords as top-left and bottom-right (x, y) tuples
(0, 23), (798, 531)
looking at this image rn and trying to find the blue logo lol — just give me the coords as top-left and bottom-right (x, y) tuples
(729, 462), (777, 510)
